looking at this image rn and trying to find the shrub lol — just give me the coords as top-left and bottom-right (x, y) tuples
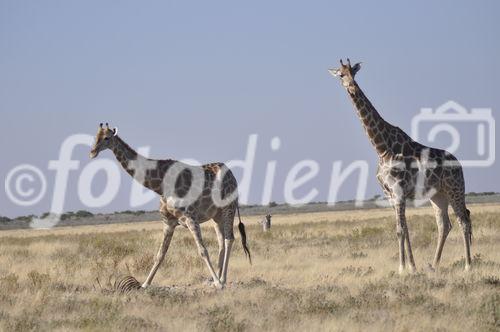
(75, 210), (94, 218)
(60, 212), (75, 220)
(120, 210), (146, 216)
(0, 216), (11, 223)
(14, 215), (36, 223)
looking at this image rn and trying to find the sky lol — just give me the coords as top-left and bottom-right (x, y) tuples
(1, 0), (499, 218)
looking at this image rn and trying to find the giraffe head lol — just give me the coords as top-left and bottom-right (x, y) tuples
(328, 58), (361, 91)
(90, 123), (118, 159)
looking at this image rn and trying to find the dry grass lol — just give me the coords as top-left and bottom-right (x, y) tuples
(0, 204), (499, 331)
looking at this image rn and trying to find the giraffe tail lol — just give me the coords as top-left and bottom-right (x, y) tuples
(236, 202), (252, 264)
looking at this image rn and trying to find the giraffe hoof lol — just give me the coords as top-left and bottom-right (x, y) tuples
(398, 266), (405, 275)
(213, 282), (224, 290)
(426, 264), (436, 273)
(408, 265), (417, 274)
(465, 264), (472, 272)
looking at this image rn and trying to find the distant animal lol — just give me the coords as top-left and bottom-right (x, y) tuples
(329, 59), (472, 273)
(90, 123), (251, 289)
(260, 214), (272, 232)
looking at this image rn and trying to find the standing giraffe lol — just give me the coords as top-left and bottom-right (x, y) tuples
(329, 59), (472, 273)
(90, 123), (251, 289)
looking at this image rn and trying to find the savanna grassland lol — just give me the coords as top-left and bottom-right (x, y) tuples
(0, 204), (499, 331)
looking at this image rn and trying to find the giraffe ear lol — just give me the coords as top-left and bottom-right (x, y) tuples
(328, 68), (341, 77)
(113, 127), (118, 136)
(351, 62), (362, 76)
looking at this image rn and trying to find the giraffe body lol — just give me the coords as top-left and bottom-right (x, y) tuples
(330, 60), (472, 272)
(90, 124), (250, 289)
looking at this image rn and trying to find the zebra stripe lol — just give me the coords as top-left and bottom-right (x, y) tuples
(115, 275), (142, 293)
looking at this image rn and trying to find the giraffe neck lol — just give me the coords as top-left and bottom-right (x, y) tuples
(347, 81), (395, 156)
(110, 136), (173, 195)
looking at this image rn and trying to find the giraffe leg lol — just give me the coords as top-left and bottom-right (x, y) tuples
(394, 202), (407, 274)
(221, 221), (235, 285)
(142, 223), (176, 288)
(430, 193), (451, 271)
(449, 197), (472, 271)
(404, 224), (417, 273)
(213, 222), (225, 279)
(186, 218), (223, 288)
(400, 206), (417, 273)
(221, 238), (234, 285)
(214, 207), (236, 285)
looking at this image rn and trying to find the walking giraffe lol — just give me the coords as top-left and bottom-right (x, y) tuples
(329, 59), (472, 273)
(90, 123), (251, 289)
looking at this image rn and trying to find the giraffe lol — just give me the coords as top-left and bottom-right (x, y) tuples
(90, 123), (251, 289)
(329, 59), (472, 273)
